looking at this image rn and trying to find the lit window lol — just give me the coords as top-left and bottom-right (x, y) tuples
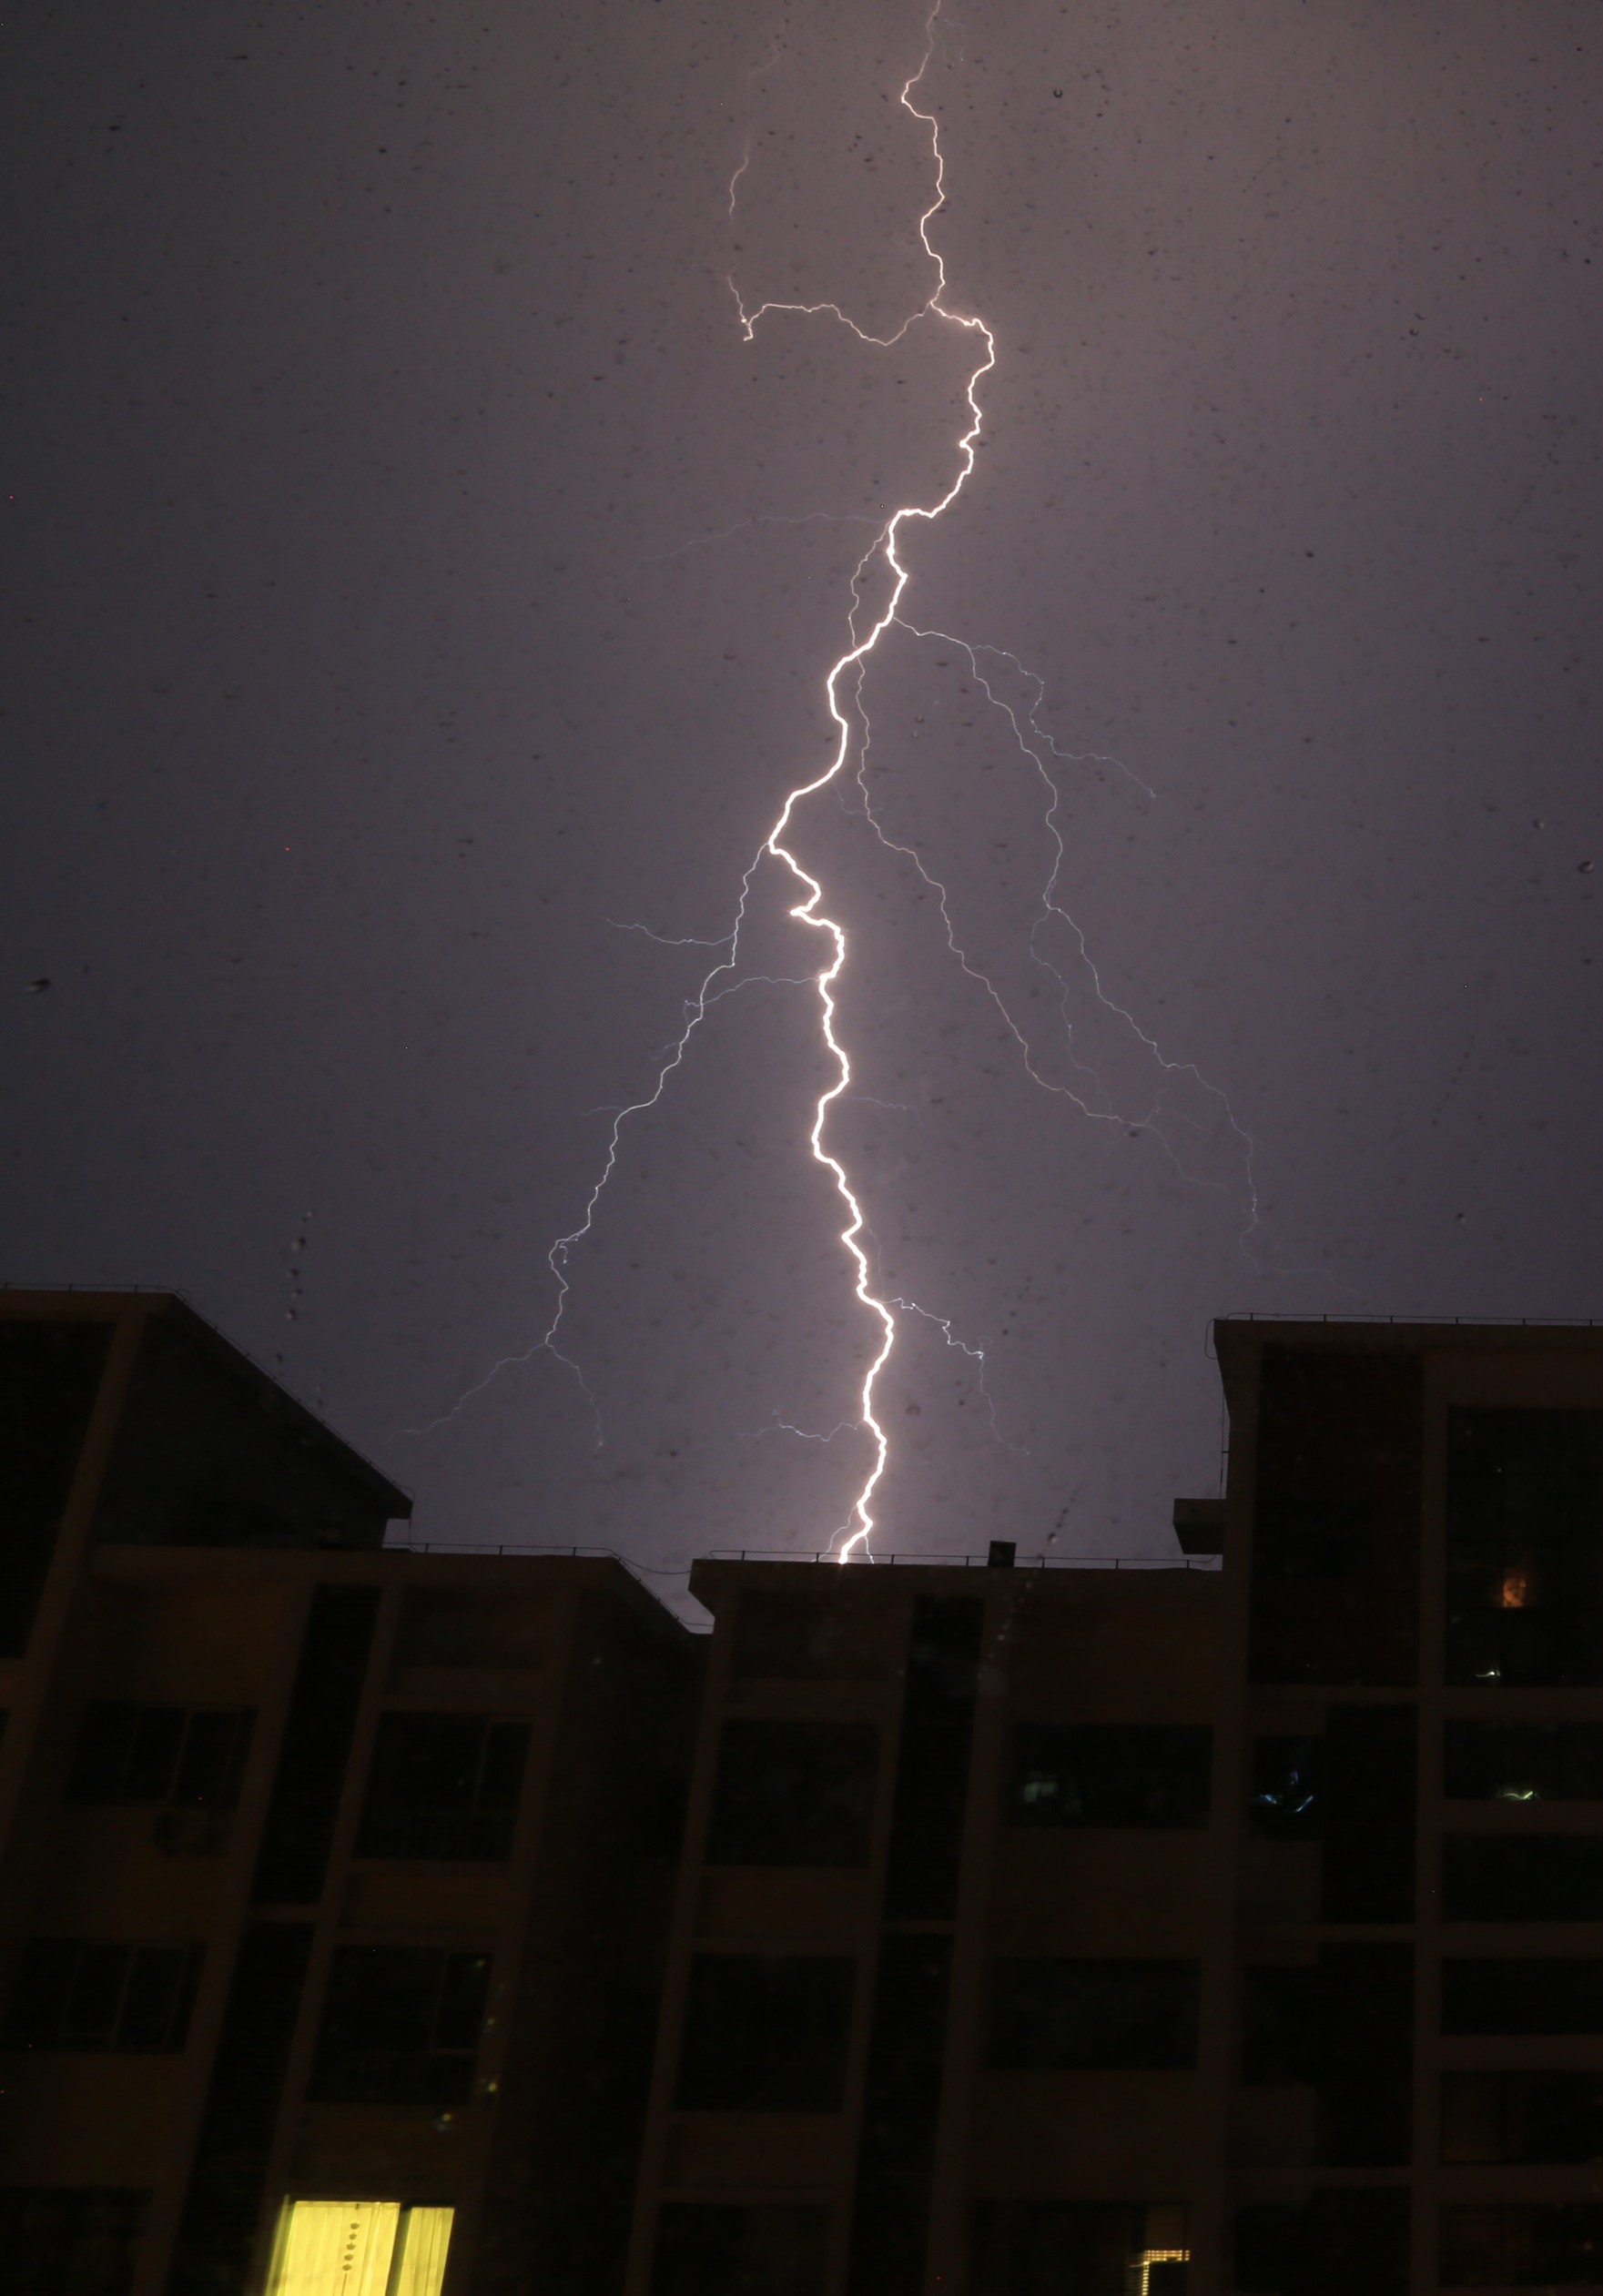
(264, 2200), (453, 2296)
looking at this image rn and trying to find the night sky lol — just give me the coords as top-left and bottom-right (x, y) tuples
(6, 0), (1602, 1620)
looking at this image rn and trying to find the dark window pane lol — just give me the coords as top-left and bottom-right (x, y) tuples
(1248, 1350), (1422, 1687)
(1235, 2192), (1408, 2296)
(1249, 1736), (1324, 1839)
(1444, 2070), (1603, 2164)
(117, 1947), (201, 2053)
(1008, 1726), (1211, 1829)
(847, 1935), (952, 2296)
(1322, 1706), (1415, 1923)
(1442, 2203), (1603, 2286)
(675, 1956), (855, 2111)
(122, 1708), (187, 1802)
(356, 1714), (530, 1861)
(989, 1960), (1199, 2071)
(66, 1704), (140, 1803)
(5, 1940), (80, 2048)
(433, 1954), (492, 2051)
(64, 1946), (131, 2049)
(706, 1721), (878, 1866)
(5, 1940), (202, 2055)
(1241, 1967), (1320, 2085)
(651, 2205), (828, 2296)
(0, 2187), (150, 2296)
(172, 1712), (254, 1810)
(971, 2202), (1185, 2296)
(1445, 1836), (1603, 1921)
(479, 1721), (530, 1812)
(252, 1584), (379, 1903)
(1254, 1499), (1372, 1578)
(1445, 1720), (1603, 1801)
(883, 1599), (982, 1921)
(1443, 1958), (1603, 2034)
(1446, 1409), (1603, 1688)
(167, 1923), (311, 2296)
(1318, 1944), (1414, 2165)
(309, 1946), (489, 2106)
(66, 1704), (253, 1808)
(1240, 1951), (1412, 2163)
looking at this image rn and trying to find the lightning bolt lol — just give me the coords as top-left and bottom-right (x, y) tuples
(408, 3), (1278, 1549)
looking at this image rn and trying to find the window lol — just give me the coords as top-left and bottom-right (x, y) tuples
(5, 1941), (201, 2053)
(651, 2206), (828, 2296)
(1444, 1836), (1603, 1921)
(1254, 1499), (1372, 1579)
(0, 2188), (148, 2296)
(1249, 1736), (1324, 1838)
(988, 1960), (1199, 2071)
(1443, 2069), (1603, 2163)
(1241, 1967), (1321, 2086)
(1441, 2204), (1603, 2287)
(1443, 1958), (1603, 2034)
(355, 1714), (530, 1861)
(675, 1955), (855, 2110)
(308, 1947), (490, 2107)
(66, 1704), (254, 1809)
(1009, 1725), (1212, 1829)
(705, 1720), (878, 1867)
(264, 2201), (453, 2296)
(1446, 1719), (1603, 1801)
(1238, 1947), (1413, 2165)
(1234, 2191), (1408, 2296)
(731, 1586), (893, 1680)
(971, 2202), (1189, 2295)
(1445, 1408), (1603, 1687)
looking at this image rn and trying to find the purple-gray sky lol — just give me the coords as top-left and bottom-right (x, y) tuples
(5, 0), (1601, 1618)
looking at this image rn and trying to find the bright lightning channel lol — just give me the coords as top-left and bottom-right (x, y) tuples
(410, 5), (1272, 1550)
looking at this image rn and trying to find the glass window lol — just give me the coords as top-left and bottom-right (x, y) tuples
(1443, 1958), (1603, 2034)
(1445, 1408), (1603, 1686)
(1441, 2203), (1603, 2287)
(705, 1720), (878, 1866)
(0, 2187), (149, 2296)
(650, 2205), (828, 2296)
(1445, 1719), (1603, 1800)
(1443, 2069), (1603, 2163)
(988, 1960), (1200, 2071)
(971, 2201), (1188, 2295)
(1444, 1836), (1603, 1921)
(263, 2201), (454, 2296)
(308, 1947), (490, 2107)
(675, 1955), (855, 2111)
(66, 1704), (254, 1809)
(355, 1714), (530, 1861)
(1233, 2191), (1409, 2296)
(1249, 1736), (1324, 1838)
(5, 1940), (202, 2053)
(1009, 1725), (1212, 1829)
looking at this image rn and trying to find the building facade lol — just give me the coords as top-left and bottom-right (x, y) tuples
(0, 1290), (703, 2296)
(624, 1320), (1603, 2296)
(11, 1296), (1603, 2295)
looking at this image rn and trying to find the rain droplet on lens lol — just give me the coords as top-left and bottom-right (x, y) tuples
(1581, 860), (1596, 875)
(25, 977), (49, 993)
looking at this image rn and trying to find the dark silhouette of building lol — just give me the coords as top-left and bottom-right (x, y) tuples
(624, 1319), (1603, 2296)
(0, 1290), (703, 2296)
(12, 1299), (1603, 2295)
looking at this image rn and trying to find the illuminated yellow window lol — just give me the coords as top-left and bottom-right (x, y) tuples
(264, 2200), (454, 2296)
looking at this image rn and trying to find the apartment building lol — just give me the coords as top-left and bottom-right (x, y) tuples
(623, 1547), (1219, 2296)
(0, 1290), (702, 2296)
(624, 1320), (1603, 2296)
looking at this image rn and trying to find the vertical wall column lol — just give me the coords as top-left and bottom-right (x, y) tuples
(847, 1595), (982, 2296)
